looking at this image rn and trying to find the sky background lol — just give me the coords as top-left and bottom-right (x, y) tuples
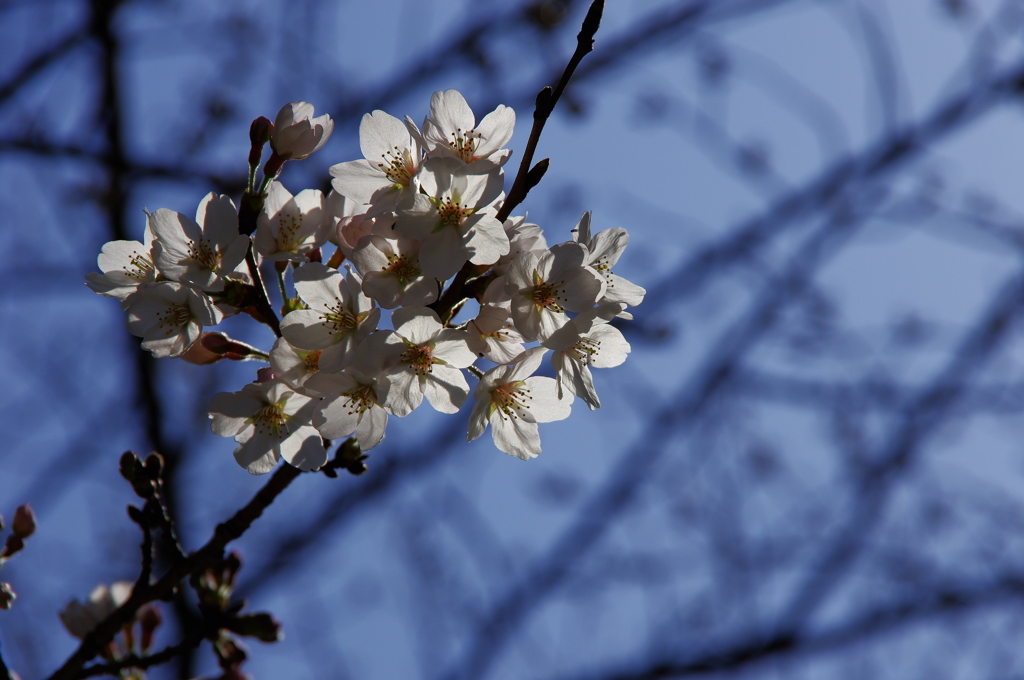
(5, 0), (1024, 678)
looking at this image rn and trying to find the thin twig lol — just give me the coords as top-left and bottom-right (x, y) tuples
(46, 464), (302, 680)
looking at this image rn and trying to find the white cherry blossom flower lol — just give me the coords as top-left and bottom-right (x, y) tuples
(126, 281), (223, 358)
(150, 193), (249, 292)
(492, 214), (548, 276)
(504, 242), (604, 342)
(544, 303), (631, 410)
(307, 364), (390, 451)
(330, 110), (424, 215)
(468, 347), (572, 460)
(572, 211), (646, 308)
(466, 304), (526, 364)
(423, 89), (515, 170)
(269, 337), (322, 390)
(208, 379), (326, 474)
(395, 158), (508, 280)
(85, 222), (157, 307)
(271, 101), (333, 160)
(280, 263), (379, 372)
(369, 306), (477, 416)
(349, 233), (437, 309)
(255, 182), (328, 262)
(60, 582), (133, 639)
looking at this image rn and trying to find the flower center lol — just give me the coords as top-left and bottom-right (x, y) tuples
(303, 349), (322, 372)
(250, 399), (290, 439)
(568, 337), (601, 365)
(322, 299), (358, 335)
(437, 198), (471, 226)
(187, 238), (220, 271)
(378, 145), (415, 187)
(123, 251), (154, 281)
(492, 381), (531, 421)
(401, 344), (437, 376)
(384, 253), (421, 285)
(155, 303), (191, 335)
(591, 254), (615, 287)
(528, 271), (566, 313)
(448, 127), (482, 163)
(275, 211), (305, 251)
(340, 384), (376, 415)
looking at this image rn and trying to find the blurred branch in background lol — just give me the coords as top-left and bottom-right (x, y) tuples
(4, 0), (1024, 679)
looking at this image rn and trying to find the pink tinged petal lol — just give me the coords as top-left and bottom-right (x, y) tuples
(423, 367), (469, 413)
(522, 376), (572, 422)
(349, 235), (391, 273)
(419, 226), (469, 281)
(275, 101), (314, 131)
(186, 288), (223, 326)
(491, 414), (541, 460)
(392, 306), (443, 344)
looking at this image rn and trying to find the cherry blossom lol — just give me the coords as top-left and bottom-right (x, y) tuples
(126, 281), (223, 358)
(422, 89), (515, 170)
(150, 193), (249, 292)
(308, 365), (390, 451)
(395, 157), (508, 280)
(467, 347), (573, 460)
(270, 101), (333, 160)
(349, 233), (437, 309)
(85, 222), (157, 307)
(280, 263), (380, 373)
(208, 379), (326, 474)
(368, 306), (477, 416)
(60, 582), (133, 639)
(329, 110), (424, 215)
(255, 182), (328, 262)
(572, 211), (646, 308)
(544, 303), (631, 409)
(504, 242), (604, 342)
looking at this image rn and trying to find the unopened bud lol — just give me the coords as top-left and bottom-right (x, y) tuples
(139, 603), (162, 651)
(228, 612), (283, 642)
(248, 116), (273, 169)
(256, 367), (275, 383)
(11, 505), (35, 539)
(249, 116), (273, 147)
(0, 582), (16, 610)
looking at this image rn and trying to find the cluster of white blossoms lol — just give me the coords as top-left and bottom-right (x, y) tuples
(86, 90), (644, 474)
